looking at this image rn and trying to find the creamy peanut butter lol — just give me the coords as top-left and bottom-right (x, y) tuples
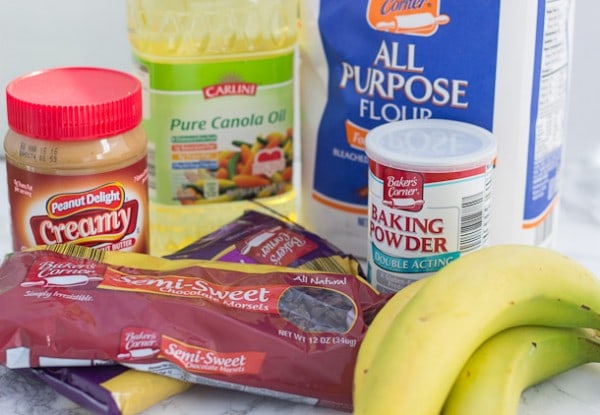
(4, 67), (149, 253)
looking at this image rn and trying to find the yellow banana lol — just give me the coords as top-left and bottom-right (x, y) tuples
(354, 244), (600, 415)
(442, 326), (600, 415)
(353, 277), (429, 396)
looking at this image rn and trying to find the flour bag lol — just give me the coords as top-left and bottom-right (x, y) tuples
(299, 0), (574, 259)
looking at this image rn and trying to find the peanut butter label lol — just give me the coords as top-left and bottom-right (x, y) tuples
(7, 159), (149, 253)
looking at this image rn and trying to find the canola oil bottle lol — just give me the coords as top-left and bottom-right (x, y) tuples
(126, 0), (298, 256)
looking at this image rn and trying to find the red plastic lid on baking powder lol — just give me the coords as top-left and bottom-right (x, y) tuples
(5, 67), (142, 141)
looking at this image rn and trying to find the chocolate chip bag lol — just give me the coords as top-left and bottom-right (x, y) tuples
(16, 209), (368, 414)
(0, 245), (387, 411)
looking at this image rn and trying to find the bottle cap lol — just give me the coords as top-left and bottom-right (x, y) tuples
(6, 67), (142, 141)
(365, 119), (497, 172)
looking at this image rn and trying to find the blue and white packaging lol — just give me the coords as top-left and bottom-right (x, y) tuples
(299, 0), (575, 258)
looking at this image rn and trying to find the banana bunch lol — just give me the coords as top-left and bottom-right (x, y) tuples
(443, 325), (600, 415)
(354, 244), (600, 415)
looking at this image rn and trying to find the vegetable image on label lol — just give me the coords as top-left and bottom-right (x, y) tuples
(127, 0), (299, 256)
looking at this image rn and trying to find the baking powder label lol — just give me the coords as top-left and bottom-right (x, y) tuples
(367, 161), (493, 293)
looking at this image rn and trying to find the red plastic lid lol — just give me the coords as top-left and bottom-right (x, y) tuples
(6, 67), (142, 141)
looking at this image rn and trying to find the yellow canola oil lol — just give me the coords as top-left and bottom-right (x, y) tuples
(126, 0), (299, 256)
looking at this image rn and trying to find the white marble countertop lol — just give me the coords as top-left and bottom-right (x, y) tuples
(1, 148), (600, 415)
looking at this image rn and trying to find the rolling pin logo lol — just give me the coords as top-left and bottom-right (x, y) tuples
(236, 226), (319, 267)
(367, 0), (450, 36)
(118, 327), (160, 361)
(383, 169), (424, 212)
(20, 258), (103, 288)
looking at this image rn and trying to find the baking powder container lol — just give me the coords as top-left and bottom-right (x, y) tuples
(365, 119), (497, 293)
(4, 67), (149, 253)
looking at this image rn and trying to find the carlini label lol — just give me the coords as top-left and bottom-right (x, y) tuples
(312, 0), (500, 210)
(202, 82), (258, 99)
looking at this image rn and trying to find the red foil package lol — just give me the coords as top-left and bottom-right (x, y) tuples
(0, 245), (387, 411)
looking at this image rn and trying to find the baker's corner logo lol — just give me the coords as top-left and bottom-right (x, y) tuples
(367, 0), (450, 36)
(383, 170), (425, 212)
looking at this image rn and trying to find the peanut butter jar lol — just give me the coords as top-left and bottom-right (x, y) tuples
(4, 67), (149, 253)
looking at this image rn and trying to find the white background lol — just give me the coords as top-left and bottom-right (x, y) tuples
(0, 0), (132, 149)
(0, 1), (598, 160)
(0, 0), (598, 164)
